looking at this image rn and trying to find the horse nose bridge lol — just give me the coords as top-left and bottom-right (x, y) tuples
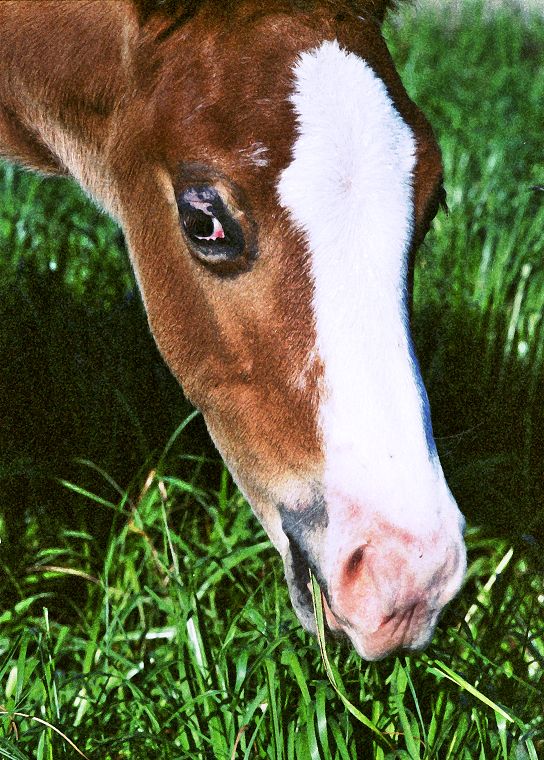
(322, 444), (461, 542)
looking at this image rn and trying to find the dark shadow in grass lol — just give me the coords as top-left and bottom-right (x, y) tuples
(0, 240), (218, 615)
(414, 302), (544, 548)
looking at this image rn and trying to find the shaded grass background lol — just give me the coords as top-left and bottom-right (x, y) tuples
(0, 1), (543, 757)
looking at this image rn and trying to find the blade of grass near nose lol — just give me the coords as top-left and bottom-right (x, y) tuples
(309, 571), (392, 750)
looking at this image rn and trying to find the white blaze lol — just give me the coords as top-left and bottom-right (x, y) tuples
(278, 40), (448, 533)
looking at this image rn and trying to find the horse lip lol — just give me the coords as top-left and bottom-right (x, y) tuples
(284, 539), (338, 631)
(288, 539), (321, 602)
(285, 540), (367, 649)
(279, 495), (331, 627)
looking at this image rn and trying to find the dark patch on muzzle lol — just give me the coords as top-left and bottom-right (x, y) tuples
(279, 493), (328, 537)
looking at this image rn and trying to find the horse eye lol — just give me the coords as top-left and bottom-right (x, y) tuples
(183, 209), (225, 241)
(178, 186), (245, 263)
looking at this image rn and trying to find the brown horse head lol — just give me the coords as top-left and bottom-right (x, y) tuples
(0, 0), (465, 659)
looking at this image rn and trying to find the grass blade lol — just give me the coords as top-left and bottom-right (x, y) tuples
(309, 572), (392, 750)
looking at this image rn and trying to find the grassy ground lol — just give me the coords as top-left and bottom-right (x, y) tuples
(0, 2), (543, 758)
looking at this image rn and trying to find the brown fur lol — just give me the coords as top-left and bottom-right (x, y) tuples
(133, 0), (398, 24)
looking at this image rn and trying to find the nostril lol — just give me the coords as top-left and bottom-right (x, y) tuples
(344, 545), (366, 580)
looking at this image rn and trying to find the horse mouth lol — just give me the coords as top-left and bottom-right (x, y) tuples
(283, 539), (345, 636)
(283, 538), (445, 660)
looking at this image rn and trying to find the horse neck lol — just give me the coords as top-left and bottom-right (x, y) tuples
(0, 1), (142, 211)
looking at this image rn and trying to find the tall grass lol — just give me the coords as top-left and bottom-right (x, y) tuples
(0, 2), (543, 758)
(387, 1), (544, 535)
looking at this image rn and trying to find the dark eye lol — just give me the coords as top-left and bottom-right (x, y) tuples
(178, 186), (245, 264)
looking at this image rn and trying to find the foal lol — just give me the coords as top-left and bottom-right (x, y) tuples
(0, 0), (466, 660)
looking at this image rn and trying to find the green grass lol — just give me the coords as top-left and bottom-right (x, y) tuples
(1, 1), (543, 758)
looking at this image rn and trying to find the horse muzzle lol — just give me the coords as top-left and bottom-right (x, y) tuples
(280, 488), (466, 660)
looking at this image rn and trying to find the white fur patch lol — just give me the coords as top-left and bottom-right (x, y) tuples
(278, 40), (449, 534)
